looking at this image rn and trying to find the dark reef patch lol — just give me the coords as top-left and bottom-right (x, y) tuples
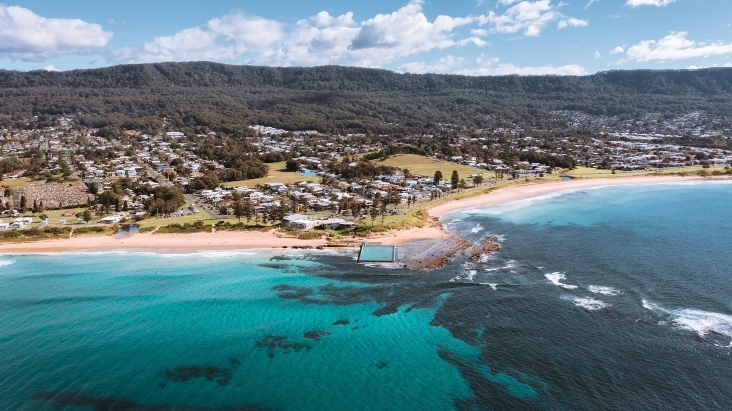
(437, 347), (542, 411)
(332, 318), (350, 326)
(375, 361), (388, 369)
(33, 390), (273, 411)
(255, 335), (311, 358)
(156, 358), (241, 387)
(258, 263), (294, 271)
(158, 365), (229, 386)
(303, 330), (330, 340)
(271, 283), (381, 306)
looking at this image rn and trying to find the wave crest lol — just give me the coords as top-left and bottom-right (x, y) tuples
(545, 272), (578, 289)
(588, 285), (623, 296)
(643, 299), (732, 341)
(571, 296), (610, 311)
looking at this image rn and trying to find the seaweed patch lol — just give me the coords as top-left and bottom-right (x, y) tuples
(33, 390), (273, 410)
(156, 358), (241, 387)
(304, 330), (331, 340)
(255, 335), (311, 358)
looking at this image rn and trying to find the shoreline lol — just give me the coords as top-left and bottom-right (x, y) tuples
(0, 175), (724, 254)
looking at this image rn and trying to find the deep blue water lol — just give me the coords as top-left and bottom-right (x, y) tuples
(2, 181), (732, 410)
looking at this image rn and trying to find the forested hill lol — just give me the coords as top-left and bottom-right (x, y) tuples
(1, 62), (731, 135)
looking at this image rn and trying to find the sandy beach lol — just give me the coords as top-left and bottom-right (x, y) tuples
(0, 175), (716, 254)
(428, 175), (709, 218)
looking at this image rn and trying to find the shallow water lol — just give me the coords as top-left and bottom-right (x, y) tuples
(2, 181), (732, 410)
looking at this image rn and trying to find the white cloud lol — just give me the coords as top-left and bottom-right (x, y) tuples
(120, 1), (487, 68)
(624, 32), (732, 62)
(107, 19), (127, 28)
(594, 50), (601, 59)
(482, 0), (578, 37)
(42, 65), (59, 71)
(457, 57), (586, 75)
(0, 5), (113, 60)
(134, 13), (284, 63)
(558, 18), (588, 29)
(625, 0), (676, 7)
(112, 0), (584, 69)
(585, 0), (599, 9)
(398, 55), (466, 73)
(686, 63), (732, 70)
(610, 46), (624, 54)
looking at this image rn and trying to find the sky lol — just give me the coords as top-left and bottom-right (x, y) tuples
(0, 0), (730, 76)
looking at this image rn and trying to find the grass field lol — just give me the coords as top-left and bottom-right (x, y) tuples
(227, 155), (492, 187)
(374, 154), (488, 178)
(0, 177), (45, 188)
(227, 161), (322, 188)
(564, 165), (730, 178)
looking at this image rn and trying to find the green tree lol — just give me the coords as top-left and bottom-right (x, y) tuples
(243, 199), (254, 225)
(285, 159), (300, 172)
(451, 171), (459, 190)
(19, 195), (27, 212)
(233, 200), (246, 223)
(433, 170), (443, 186)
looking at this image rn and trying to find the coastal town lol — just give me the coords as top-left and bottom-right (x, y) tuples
(1, 112), (731, 236)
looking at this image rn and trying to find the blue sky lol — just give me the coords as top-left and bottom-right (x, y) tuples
(0, 0), (730, 75)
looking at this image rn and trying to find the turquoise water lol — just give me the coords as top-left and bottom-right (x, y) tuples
(3, 181), (732, 410)
(0, 251), (477, 410)
(358, 244), (395, 262)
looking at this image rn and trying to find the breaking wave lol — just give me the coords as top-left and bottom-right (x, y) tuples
(545, 272), (578, 289)
(0, 260), (15, 267)
(588, 285), (623, 296)
(643, 299), (732, 342)
(564, 296), (610, 311)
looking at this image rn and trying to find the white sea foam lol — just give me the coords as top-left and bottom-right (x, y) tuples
(565, 296), (610, 311)
(480, 283), (498, 290)
(466, 270), (477, 282)
(485, 260), (517, 272)
(25, 250), (262, 258)
(545, 272), (578, 289)
(364, 262), (404, 269)
(477, 253), (493, 263)
(470, 224), (484, 234)
(588, 285), (623, 296)
(642, 299), (732, 340)
(0, 260), (15, 267)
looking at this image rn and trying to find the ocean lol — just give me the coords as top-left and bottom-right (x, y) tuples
(2, 181), (732, 410)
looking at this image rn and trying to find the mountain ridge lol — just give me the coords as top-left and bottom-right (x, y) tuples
(1, 62), (731, 135)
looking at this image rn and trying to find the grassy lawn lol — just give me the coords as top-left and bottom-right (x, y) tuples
(565, 165), (729, 178)
(226, 155), (494, 187)
(226, 161), (321, 188)
(136, 213), (213, 229)
(374, 154), (490, 178)
(7, 207), (89, 226)
(0, 177), (45, 189)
